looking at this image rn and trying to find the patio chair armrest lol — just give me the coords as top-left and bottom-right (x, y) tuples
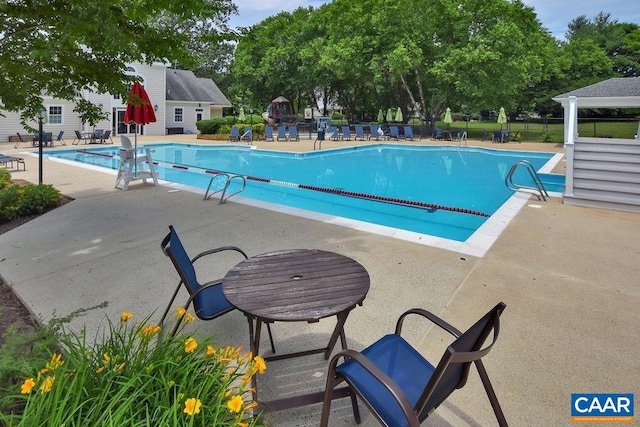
(191, 246), (248, 264)
(330, 349), (420, 426)
(395, 308), (462, 338)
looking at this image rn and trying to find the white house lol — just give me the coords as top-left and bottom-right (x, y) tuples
(0, 63), (231, 143)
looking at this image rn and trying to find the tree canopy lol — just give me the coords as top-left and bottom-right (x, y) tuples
(228, 2), (638, 120)
(0, 0), (236, 120)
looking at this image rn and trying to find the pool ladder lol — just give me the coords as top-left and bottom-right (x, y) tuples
(203, 173), (246, 204)
(505, 160), (549, 201)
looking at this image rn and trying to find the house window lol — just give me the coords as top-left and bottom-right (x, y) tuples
(174, 107), (184, 123)
(48, 106), (63, 124)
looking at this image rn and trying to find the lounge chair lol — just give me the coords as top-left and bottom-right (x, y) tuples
(288, 125), (300, 141)
(389, 126), (400, 140)
(72, 130), (90, 145)
(277, 126), (287, 141)
(159, 225), (275, 351)
(482, 129), (491, 141)
(341, 126), (352, 141)
(13, 133), (26, 149)
(55, 130), (66, 146)
(432, 127), (444, 140)
(241, 126), (252, 144)
(320, 302), (508, 427)
(0, 154), (26, 171)
(228, 126), (240, 142)
(329, 126), (340, 141)
(264, 125), (274, 141)
(354, 125), (367, 141)
(403, 125), (416, 140)
(449, 129), (459, 141)
(492, 130), (504, 143)
(100, 130), (113, 144)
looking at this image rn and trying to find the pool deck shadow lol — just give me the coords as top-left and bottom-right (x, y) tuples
(0, 135), (638, 426)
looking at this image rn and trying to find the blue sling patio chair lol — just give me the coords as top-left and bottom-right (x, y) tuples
(241, 126), (252, 144)
(341, 125), (352, 141)
(277, 126), (288, 141)
(288, 125), (300, 141)
(159, 225), (275, 352)
(403, 126), (416, 141)
(320, 302), (508, 427)
(264, 125), (274, 141)
(228, 126), (240, 142)
(389, 125), (400, 140)
(354, 125), (367, 141)
(55, 130), (66, 146)
(432, 127), (444, 140)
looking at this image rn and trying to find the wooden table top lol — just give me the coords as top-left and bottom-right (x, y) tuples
(223, 249), (370, 322)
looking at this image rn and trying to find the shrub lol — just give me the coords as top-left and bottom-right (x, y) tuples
(0, 169), (11, 188)
(195, 118), (227, 134)
(2, 311), (266, 426)
(330, 111), (344, 120)
(224, 116), (238, 125)
(218, 124), (231, 135)
(0, 183), (61, 223)
(252, 123), (265, 135)
(407, 117), (424, 125)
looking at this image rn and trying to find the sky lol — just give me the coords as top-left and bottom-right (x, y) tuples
(227, 0), (640, 40)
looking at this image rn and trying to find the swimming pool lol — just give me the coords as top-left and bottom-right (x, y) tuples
(45, 143), (563, 254)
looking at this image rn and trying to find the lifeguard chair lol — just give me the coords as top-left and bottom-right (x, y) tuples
(115, 135), (158, 190)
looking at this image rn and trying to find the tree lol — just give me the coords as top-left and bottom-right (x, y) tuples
(0, 0), (236, 120)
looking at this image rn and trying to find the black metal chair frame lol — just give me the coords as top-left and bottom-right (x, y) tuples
(159, 225), (275, 352)
(320, 302), (508, 427)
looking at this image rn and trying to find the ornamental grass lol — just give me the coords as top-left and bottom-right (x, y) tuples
(2, 310), (266, 426)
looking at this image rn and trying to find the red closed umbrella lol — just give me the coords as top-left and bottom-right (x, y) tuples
(124, 81), (156, 175)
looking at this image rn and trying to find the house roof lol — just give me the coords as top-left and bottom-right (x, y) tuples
(166, 69), (231, 107)
(552, 77), (640, 108)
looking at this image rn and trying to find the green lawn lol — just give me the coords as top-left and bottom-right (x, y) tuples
(434, 120), (639, 143)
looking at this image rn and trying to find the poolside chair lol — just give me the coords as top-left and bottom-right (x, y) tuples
(288, 125), (300, 141)
(277, 126), (287, 141)
(99, 130), (113, 144)
(389, 126), (400, 140)
(320, 302), (508, 427)
(13, 132), (26, 148)
(228, 126), (240, 142)
(403, 125), (416, 141)
(482, 129), (491, 141)
(492, 130), (504, 143)
(159, 225), (275, 352)
(354, 125), (367, 141)
(54, 130), (66, 146)
(329, 126), (340, 141)
(241, 126), (252, 144)
(432, 127), (444, 140)
(449, 129), (459, 141)
(264, 125), (274, 141)
(72, 130), (90, 145)
(341, 126), (352, 141)
(0, 154), (26, 171)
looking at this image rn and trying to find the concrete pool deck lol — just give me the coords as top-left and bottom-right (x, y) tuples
(0, 135), (638, 426)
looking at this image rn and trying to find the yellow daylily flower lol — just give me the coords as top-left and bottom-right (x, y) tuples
(183, 397), (202, 416)
(40, 376), (55, 393)
(176, 307), (186, 319)
(184, 337), (198, 353)
(21, 378), (36, 394)
(253, 356), (266, 375)
(227, 395), (243, 413)
(121, 311), (134, 322)
(206, 345), (216, 356)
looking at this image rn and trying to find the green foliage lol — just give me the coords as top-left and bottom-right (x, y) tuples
(1, 311), (266, 426)
(252, 123), (265, 135)
(224, 116), (238, 125)
(407, 117), (424, 125)
(73, 99), (110, 129)
(0, 0), (237, 120)
(0, 169), (11, 188)
(218, 124), (232, 134)
(195, 117), (227, 134)
(0, 183), (61, 223)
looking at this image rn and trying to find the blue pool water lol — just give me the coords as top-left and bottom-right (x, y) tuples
(46, 144), (562, 242)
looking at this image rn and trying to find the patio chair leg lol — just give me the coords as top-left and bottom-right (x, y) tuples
(475, 360), (508, 427)
(266, 323), (276, 353)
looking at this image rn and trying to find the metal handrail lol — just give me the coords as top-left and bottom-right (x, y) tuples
(203, 173), (246, 204)
(505, 160), (549, 201)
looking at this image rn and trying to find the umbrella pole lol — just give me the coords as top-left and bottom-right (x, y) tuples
(134, 124), (138, 177)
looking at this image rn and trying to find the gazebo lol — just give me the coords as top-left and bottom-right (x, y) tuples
(552, 77), (640, 213)
(265, 96), (296, 125)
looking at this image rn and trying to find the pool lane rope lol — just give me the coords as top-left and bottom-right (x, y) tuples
(74, 149), (490, 217)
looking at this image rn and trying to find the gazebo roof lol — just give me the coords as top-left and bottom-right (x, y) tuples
(553, 77), (640, 108)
